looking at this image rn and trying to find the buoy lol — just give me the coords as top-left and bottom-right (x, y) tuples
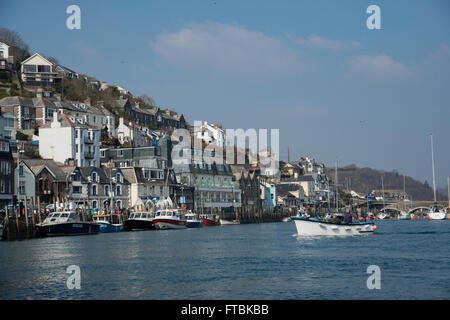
(429, 217), (432, 221)
(372, 225), (377, 230)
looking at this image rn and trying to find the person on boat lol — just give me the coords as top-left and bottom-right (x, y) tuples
(343, 208), (356, 224)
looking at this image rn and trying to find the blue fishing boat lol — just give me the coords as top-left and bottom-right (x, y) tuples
(36, 211), (99, 237)
(92, 212), (124, 232)
(185, 212), (203, 228)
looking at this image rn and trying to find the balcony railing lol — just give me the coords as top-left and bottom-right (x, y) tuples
(84, 137), (94, 144)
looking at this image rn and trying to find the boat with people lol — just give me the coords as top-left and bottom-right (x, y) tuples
(185, 212), (203, 228)
(92, 210), (124, 232)
(293, 215), (376, 236)
(35, 211), (99, 237)
(124, 212), (155, 230)
(153, 209), (187, 230)
(200, 213), (220, 226)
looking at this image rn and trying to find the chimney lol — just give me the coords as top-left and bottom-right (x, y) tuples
(119, 117), (124, 126)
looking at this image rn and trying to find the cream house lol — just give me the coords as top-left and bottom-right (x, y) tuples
(21, 53), (61, 87)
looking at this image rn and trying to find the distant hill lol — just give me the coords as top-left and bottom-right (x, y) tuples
(324, 164), (447, 201)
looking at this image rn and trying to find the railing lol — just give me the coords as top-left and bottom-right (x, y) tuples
(84, 137), (94, 144)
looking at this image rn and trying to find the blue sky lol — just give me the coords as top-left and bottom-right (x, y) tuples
(2, 0), (450, 187)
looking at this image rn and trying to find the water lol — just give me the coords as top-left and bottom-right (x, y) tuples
(0, 220), (449, 300)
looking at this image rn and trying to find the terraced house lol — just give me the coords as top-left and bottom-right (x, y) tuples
(61, 166), (130, 210)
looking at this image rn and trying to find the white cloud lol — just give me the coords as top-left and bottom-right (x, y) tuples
(150, 22), (305, 75)
(290, 35), (359, 51)
(349, 54), (412, 78)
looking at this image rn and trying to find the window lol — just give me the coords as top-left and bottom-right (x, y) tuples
(117, 150), (123, 157)
(100, 150), (105, 158)
(92, 172), (97, 182)
(38, 65), (51, 73)
(72, 186), (82, 194)
(0, 180), (4, 193)
(116, 185), (121, 196)
(19, 165), (24, 177)
(116, 173), (121, 183)
(92, 200), (98, 209)
(104, 185), (110, 196)
(23, 64), (36, 73)
(19, 181), (25, 195)
(92, 185), (97, 196)
(116, 200), (122, 209)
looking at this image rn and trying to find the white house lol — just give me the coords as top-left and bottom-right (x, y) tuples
(194, 121), (225, 147)
(0, 42), (9, 59)
(39, 112), (100, 167)
(0, 41), (13, 70)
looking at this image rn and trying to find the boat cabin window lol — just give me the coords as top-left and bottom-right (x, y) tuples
(60, 213), (69, 218)
(141, 214), (147, 219)
(155, 212), (160, 216)
(52, 213), (60, 218)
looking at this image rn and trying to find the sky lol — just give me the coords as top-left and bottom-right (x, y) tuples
(2, 0), (450, 188)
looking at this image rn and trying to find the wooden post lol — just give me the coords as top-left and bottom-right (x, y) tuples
(31, 196), (35, 227)
(15, 207), (19, 233)
(37, 197), (42, 224)
(24, 196), (29, 235)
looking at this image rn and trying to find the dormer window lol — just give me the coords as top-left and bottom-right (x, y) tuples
(92, 172), (97, 182)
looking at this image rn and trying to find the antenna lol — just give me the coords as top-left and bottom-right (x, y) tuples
(430, 134), (437, 203)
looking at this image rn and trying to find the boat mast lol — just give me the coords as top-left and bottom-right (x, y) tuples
(430, 134), (437, 204)
(381, 175), (385, 210)
(447, 177), (449, 212)
(335, 159), (338, 212)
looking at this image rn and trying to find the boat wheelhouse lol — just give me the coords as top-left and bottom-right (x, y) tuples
(185, 212), (203, 228)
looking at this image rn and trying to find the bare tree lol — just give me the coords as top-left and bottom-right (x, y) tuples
(139, 94), (157, 107)
(0, 28), (30, 66)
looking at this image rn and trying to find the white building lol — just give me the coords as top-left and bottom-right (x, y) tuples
(39, 112), (100, 167)
(0, 42), (9, 59)
(194, 121), (225, 147)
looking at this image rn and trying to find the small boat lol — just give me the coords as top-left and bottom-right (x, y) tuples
(35, 211), (99, 237)
(153, 209), (187, 230)
(185, 212), (203, 228)
(219, 219), (240, 225)
(200, 214), (219, 226)
(124, 212), (155, 231)
(428, 206), (446, 220)
(398, 211), (411, 220)
(92, 212), (124, 232)
(293, 216), (376, 236)
(377, 212), (390, 220)
(282, 217), (292, 222)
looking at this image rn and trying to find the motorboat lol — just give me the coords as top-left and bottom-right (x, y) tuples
(153, 209), (187, 230)
(92, 212), (124, 232)
(124, 212), (155, 231)
(428, 206), (446, 220)
(219, 219), (240, 225)
(293, 216), (376, 236)
(398, 211), (411, 220)
(35, 211), (99, 237)
(185, 212), (203, 228)
(282, 217), (292, 222)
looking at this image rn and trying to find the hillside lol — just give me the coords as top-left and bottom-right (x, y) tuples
(324, 164), (447, 201)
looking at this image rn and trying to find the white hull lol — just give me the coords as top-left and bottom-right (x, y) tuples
(282, 217), (292, 222)
(293, 218), (375, 236)
(428, 211), (446, 220)
(154, 222), (186, 230)
(220, 219), (240, 225)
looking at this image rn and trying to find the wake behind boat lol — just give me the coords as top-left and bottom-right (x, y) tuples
(36, 211), (99, 237)
(293, 216), (376, 236)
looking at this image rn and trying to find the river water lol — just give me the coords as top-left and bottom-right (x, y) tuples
(0, 219), (449, 300)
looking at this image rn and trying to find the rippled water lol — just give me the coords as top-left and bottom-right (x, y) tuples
(0, 219), (449, 299)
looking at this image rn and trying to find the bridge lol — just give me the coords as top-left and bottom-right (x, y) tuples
(351, 199), (449, 213)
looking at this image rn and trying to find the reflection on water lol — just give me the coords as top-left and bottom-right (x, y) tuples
(0, 220), (449, 299)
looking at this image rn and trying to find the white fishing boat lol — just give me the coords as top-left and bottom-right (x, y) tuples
(293, 216), (376, 236)
(153, 209), (187, 230)
(428, 134), (446, 220)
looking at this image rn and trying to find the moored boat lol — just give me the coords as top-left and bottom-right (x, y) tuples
(219, 218), (240, 225)
(93, 212), (124, 232)
(185, 212), (203, 228)
(200, 214), (220, 226)
(153, 209), (187, 230)
(398, 211), (411, 220)
(428, 206), (446, 220)
(293, 216), (376, 236)
(124, 212), (155, 230)
(35, 211), (99, 237)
